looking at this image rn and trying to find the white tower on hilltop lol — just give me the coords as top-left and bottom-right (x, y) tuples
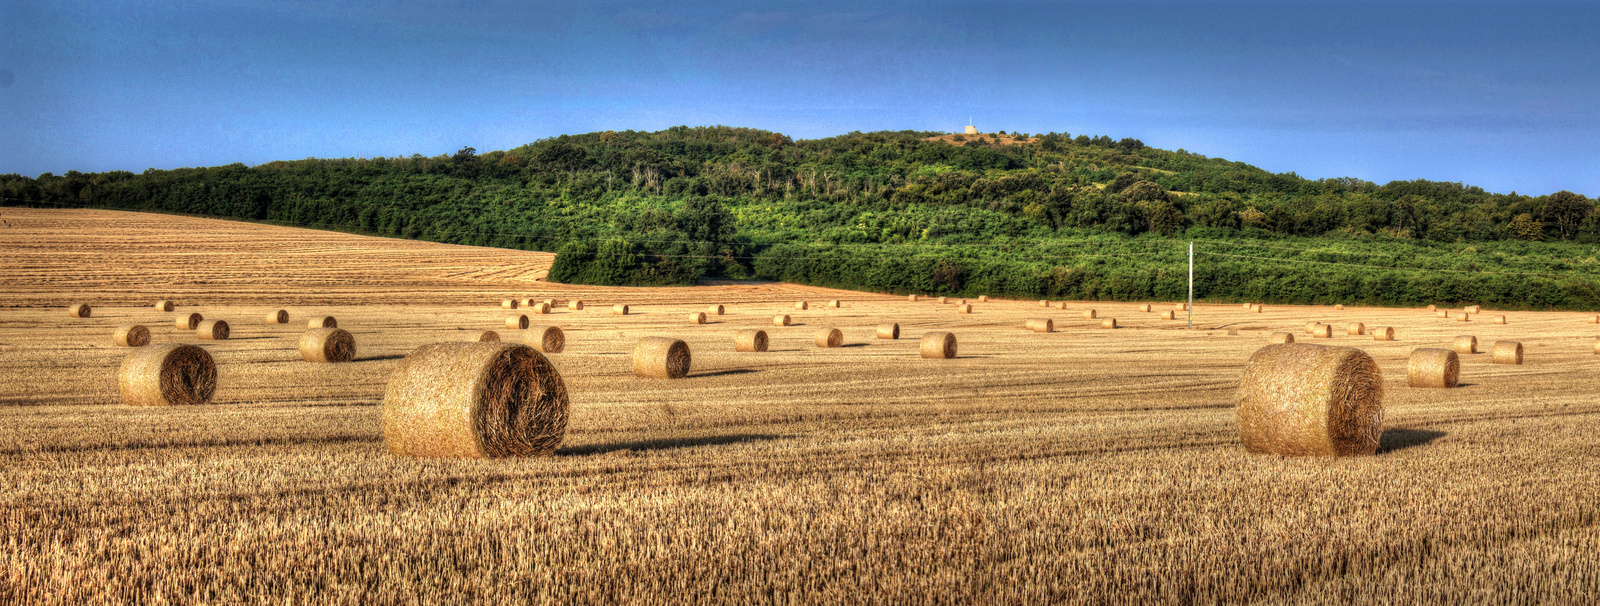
(964, 117), (977, 135)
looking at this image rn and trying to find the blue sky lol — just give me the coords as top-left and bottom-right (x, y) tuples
(2, 1), (1596, 196)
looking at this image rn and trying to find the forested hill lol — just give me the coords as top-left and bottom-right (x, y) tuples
(4, 126), (1599, 309)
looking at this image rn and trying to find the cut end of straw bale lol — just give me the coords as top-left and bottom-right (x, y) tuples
(708, 304), (724, 315)
(176, 313), (203, 330)
(1491, 315), (1506, 324)
(633, 337), (690, 379)
(475, 330), (500, 342)
(795, 301), (809, 310)
(815, 327), (844, 348)
(1408, 348), (1460, 388)
(382, 342), (569, 458)
(1269, 332), (1294, 344)
(522, 325), (564, 353)
(568, 300), (584, 310)
(1236, 343), (1384, 457)
(196, 319), (229, 340)
(114, 324), (151, 347)
(1453, 335), (1477, 354)
(265, 309), (288, 324)
(876, 323), (900, 339)
(154, 300), (174, 312)
(118, 344), (217, 407)
(1025, 318), (1054, 333)
(1347, 322), (1366, 336)
(773, 314), (791, 326)
(735, 329), (769, 352)
(920, 332), (957, 359)
(1101, 318), (1118, 329)
(308, 315), (337, 329)
(300, 328), (356, 363)
(501, 299), (518, 309)
(1492, 341), (1523, 365)
(612, 304), (629, 315)
(828, 300), (841, 308)
(1371, 326), (1395, 341)
(506, 315), (529, 330)
(68, 303), (91, 318)
(688, 312), (707, 324)
(1083, 309), (1097, 319)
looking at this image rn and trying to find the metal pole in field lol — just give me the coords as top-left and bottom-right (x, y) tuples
(1188, 241), (1194, 329)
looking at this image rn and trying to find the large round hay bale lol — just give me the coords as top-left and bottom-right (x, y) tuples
(1083, 309), (1097, 319)
(937, 297), (948, 304)
(502, 299), (518, 310)
(308, 316), (337, 329)
(519, 298), (536, 308)
(1235, 343), (1384, 457)
(1347, 322), (1366, 336)
(176, 313), (203, 330)
(979, 295), (989, 303)
(1101, 318), (1118, 329)
(531, 303), (551, 315)
(735, 329), (769, 352)
(1039, 300), (1049, 307)
(1269, 332), (1294, 344)
(1161, 311), (1175, 320)
(1137, 304), (1151, 312)
(908, 294), (920, 302)
(1453, 335), (1477, 354)
(612, 304), (629, 315)
(1408, 348), (1459, 388)
(1304, 321), (1319, 334)
(957, 304), (973, 314)
(1371, 326), (1395, 341)
(877, 323), (900, 339)
(795, 301), (808, 310)
(523, 325), (564, 353)
(828, 300), (842, 309)
(475, 330), (500, 342)
(1491, 315), (1506, 324)
(1334, 304), (1344, 311)
(815, 327), (843, 348)
(118, 344), (217, 407)
(708, 304), (724, 315)
(1465, 305), (1481, 314)
(196, 319), (229, 340)
(1025, 318), (1053, 333)
(773, 314), (791, 326)
(1492, 341), (1523, 365)
(382, 342), (569, 458)
(114, 324), (151, 347)
(154, 300), (174, 312)
(1251, 304), (1264, 313)
(506, 315), (529, 330)
(1456, 313), (1470, 322)
(1311, 324), (1332, 338)
(568, 300), (584, 311)
(541, 299), (555, 308)
(1436, 310), (1450, 318)
(300, 328), (356, 363)
(265, 309), (288, 324)
(68, 303), (91, 318)
(688, 312), (707, 325)
(633, 337), (690, 379)
(920, 332), (956, 359)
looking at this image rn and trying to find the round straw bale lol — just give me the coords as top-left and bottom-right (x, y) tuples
(265, 309), (288, 324)
(1175, 302), (1188, 311)
(1408, 348), (1459, 388)
(1160, 310), (1175, 320)
(382, 342), (569, 458)
(1269, 332), (1294, 344)
(308, 316), (337, 329)
(920, 332), (957, 359)
(1589, 315), (1599, 324)
(735, 329), (769, 352)
(506, 315), (529, 330)
(530, 302), (551, 315)
(979, 295), (989, 303)
(612, 304), (629, 315)
(1428, 304), (1437, 311)
(176, 313), (203, 330)
(1039, 300), (1049, 307)
(1453, 335), (1477, 354)
(1243, 303), (1253, 310)
(688, 312), (707, 324)
(1371, 326), (1395, 341)
(1101, 318), (1118, 329)
(708, 304), (724, 315)
(815, 327), (844, 348)
(1491, 315), (1506, 324)
(828, 300), (841, 308)
(1334, 304), (1344, 310)
(68, 303), (91, 318)
(1347, 322), (1366, 336)
(542, 299), (555, 307)
(795, 301), (809, 310)
(773, 314), (791, 326)
(522, 325), (564, 353)
(118, 344), (217, 407)
(196, 319), (229, 340)
(1593, 339), (1600, 355)
(1251, 304), (1264, 313)
(568, 300), (584, 311)
(300, 328), (356, 363)
(154, 300), (174, 312)
(937, 297), (948, 304)
(1304, 322), (1320, 334)
(1311, 324), (1332, 338)
(1056, 302), (1067, 310)
(1024, 318), (1054, 333)
(114, 324), (150, 347)
(475, 330), (500, 342)
(1236, 343), (1384, 456)
(501, 299), (518, 309)
(633, 337), (690, 379)
(957, 304), (973, 314)
(1456, 313), (1470, 322)
(519, 298), (536, 308)
(957, 299), (967, 306)
(876, 323), (900, 339)
(1492, 341), (1522, 365)
(1083, 309), (1097, 319)
(1465, 305), (1481, 314)
(1436, 310), (1449, 318)
(1138, 304), (1151, 312)
(908, 294), (920, 302)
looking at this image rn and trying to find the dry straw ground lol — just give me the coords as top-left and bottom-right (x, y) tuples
(1, 208), (1598, 604)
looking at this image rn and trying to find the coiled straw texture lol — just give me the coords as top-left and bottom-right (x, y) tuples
(1083, 310), (1097, 319)
(300, 328), (356, 363)
(735, 329), (769, 352)
(265, 309), (288, 324)
(1025, 318), (1053, 333)
(876, 323), (900, 339)
(114, 324), (150, 347)
(1101, 318), (1118, 329)
(506, 315), (529, 329)
(688, 312), (707, 325)
(920, 332), (957, 359)
(176, 313), (203, 330)
(773, 314), (791, 326)
(795, 301), (808, 310)
(1492, 341), (1523, 365)
(1347, 322), (1366, 336)
(1371, 326), (1395, 341)
(196, 319), (229, 340)
(382, 342), (569, 458)
(118, 344), (217, 407)
(568, 300), (584, 310)
(815, 327), (844, 348)
(613, 304), (629, 315)
(1454, 336), (1477, 354)
(1408, 348), (1459, 388)
(523, 326), (564, 353)
(475, 331), (501, 342)
(633, 337), (690, 379)
(308, 316), (337, 329)
(501, 299), (518, 309)
(1236, 343), (1384, 457)
(708, 304), (724, 315)
(68, 303), (91, 318)
(154, 300), (174, 312)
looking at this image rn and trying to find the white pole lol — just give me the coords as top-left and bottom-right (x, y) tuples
(1188, 241), (1194, 330)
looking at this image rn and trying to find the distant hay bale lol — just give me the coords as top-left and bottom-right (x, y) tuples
(957, 304), (973, 314)
(543, 299), (555, 307)
(876, 323), (900, 339)
(1589, 315), (1599, 324)
(1371, 326), (1395, 341)
(113, 325), (150, 347)
(1101, 318), (1117, 329)
(1456, 313), (1470, 322)
(1083, 309), (1097, 319)
(1436, 310), (1450, 318)
(475, 331), (500, 342)
(1056, 302), (1067, 310)
(1453, 335), (1477, 354)
(1138, 304), (1151, 312)
(196, 319), (229, 341)
(1491, 315), (1506, 324)
(502, 299), (518, 310)
(506, 315), (529, 330)
(1251, 304), (1264, 313)
(735, 329), (769, 352)
(815, 327), (844, 348)
(1304, 322), (1320, 334)
(1408, 348), (1460, 388)
(382, 342), (569, 458)
(1311, 324), (1332, 338)
(1025, 318), (1054, 333)
(300, 328), (356, 363)
(688, 312), (707, 324)
(1269, 332), (1294, 344)
(1039, 300), (1049, 307)
(154, 300), (174, 312)
(920, 332), (957, 359)
(979, 296), (989, 302)
(308, 315), (337, 329)
(118, 344), (217, 407)
(1347, 322), (1366, 336)
(519, 298), (536, 308)
(1334, 304), (1344, 310)
(1236, 343), (1384, 456)
(530, 302), (551, 314)
(937, 297), (948, 304)
(708, 304), (724, 315)
(568, 300), (584, 310)
(176, 313), (203, 330)
(908, 294), (920, 302)
(1174, 302), (1188, 311)
(1492, 341), (1523, 365)
(795, 301), (809, 310)
(828, 300), (841, 308)
(1428, 304), (1437, 311)
(957, 299), (967, 306)
(773, 314), (791, 326)
(68, 303), (91, 318)
(633, 337), (690, 379)
(522, 325), (564, 353)
(1161, 311), (1175, 320)
(1243, 303), (1252, 310)
(265, 309), (288, 324)
(1593, 339), (1600, 355)
(612, 304), (629, 315)
(1465, 305), (1481, 314)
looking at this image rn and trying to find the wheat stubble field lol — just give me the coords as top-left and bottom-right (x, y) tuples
(1, 207), (1597, 604)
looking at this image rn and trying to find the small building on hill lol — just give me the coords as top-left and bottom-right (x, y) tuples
(964, 124), (978, 135)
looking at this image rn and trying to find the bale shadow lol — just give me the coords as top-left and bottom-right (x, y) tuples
(692, 368), (758, 378)
(558, 433), (784, 456)
(358, 355), (406, 362)
(1378, 428), (1447, 453)
(840, 343), (868, 348)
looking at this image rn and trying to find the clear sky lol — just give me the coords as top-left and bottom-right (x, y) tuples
(1, 1), (1596, 196)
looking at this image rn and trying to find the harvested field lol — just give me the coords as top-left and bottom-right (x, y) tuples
(1, 207), (1598, 603)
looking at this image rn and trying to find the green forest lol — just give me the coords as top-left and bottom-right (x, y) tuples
(4, 125), (1598, 309)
